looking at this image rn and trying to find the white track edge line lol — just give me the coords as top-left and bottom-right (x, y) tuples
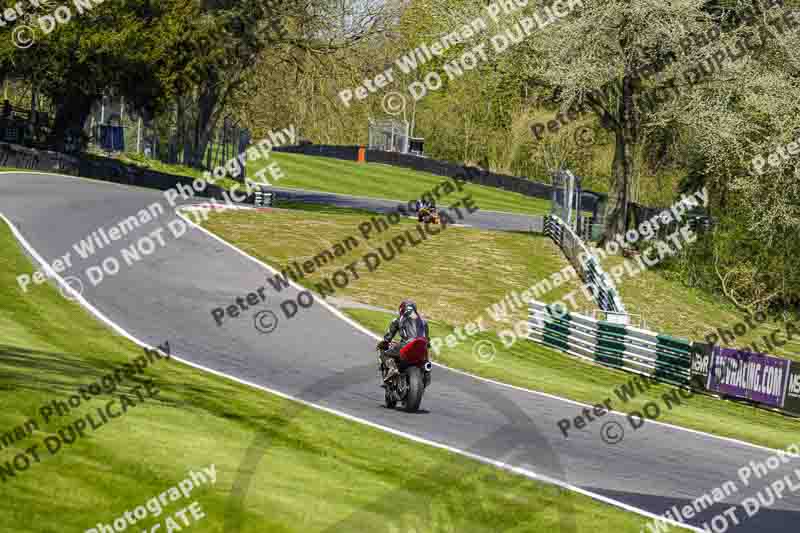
(0, 208), (699, 531)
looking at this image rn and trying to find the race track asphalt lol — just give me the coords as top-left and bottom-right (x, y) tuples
(1, 171), (798, 533)
(261, 184), (546, 232)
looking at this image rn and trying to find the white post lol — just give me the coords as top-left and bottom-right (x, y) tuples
(565, 171), (575, 226)
(100, 96), (105, 124)
(137, 117), (142, 153)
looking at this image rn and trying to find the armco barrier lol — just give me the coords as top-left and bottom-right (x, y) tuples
(530, 301), (800, 417)
(529, 301), (692, 386)
(275, 143), (361, 161)
(253, 190), (273, 207)
(0, 141), (236, 204)
(0, 141), (76, 172)
(544, 214), (625, 314)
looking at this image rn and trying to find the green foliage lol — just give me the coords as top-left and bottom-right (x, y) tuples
(1, 0), (199, 113)
(661, 214), (800, 315)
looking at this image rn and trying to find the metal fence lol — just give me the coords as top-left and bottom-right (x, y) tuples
(0, 100), (53, 148)
(529, 300), (800, 418)
(85, 95), (250, 175)
(368, 118), (410, 153)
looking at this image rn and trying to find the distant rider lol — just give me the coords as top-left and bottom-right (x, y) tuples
(377, 300), (429, 382)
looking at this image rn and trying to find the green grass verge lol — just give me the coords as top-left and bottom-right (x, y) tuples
(201, 206), (800, 450)
(0, 167), (49, 173)
(0, 220), (657, 532)
(115, 152), (241, 190)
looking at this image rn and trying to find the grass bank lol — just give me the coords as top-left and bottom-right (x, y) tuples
(597, 253), (800, 361)
(260, 152), (553, 215)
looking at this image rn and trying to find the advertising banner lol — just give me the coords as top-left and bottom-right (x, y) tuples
(689, 342), (712, 390)
(707, 347), (790, 408)
(784, 361), (800, 415)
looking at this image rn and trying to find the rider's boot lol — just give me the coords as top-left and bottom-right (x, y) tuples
(383, 357), (399, 383)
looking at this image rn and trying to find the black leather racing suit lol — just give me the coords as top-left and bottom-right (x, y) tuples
(383, 308), (429, 362)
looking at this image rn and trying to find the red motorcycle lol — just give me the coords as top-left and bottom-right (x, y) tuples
(378, 338), (432, 412)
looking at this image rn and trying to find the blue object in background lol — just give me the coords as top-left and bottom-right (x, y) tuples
(97, 125), (125, 151)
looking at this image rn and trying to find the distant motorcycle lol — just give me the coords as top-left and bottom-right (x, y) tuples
(417, 206), (440, 224)
(378, 339), (432, 412)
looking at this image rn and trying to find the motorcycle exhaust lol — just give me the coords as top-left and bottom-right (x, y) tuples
(424, 362), (432, 372)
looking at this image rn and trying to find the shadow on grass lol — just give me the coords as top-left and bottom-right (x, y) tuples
(0, 343), (281, 432)
(0, 343), (180, 409)
(0, 344), (108, 394)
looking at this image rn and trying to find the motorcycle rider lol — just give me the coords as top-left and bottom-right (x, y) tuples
(377, 300), (429, 382)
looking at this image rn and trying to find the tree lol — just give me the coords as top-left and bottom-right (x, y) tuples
(229, 0), (400, 141)
(515, 0), (720, 243)
(0, 0), (205, 151)
(656, 0), (800, 310)
(0, 0), (303, 155)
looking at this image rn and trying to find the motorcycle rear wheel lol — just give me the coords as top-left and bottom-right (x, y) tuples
(404, 367), (424, 412)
